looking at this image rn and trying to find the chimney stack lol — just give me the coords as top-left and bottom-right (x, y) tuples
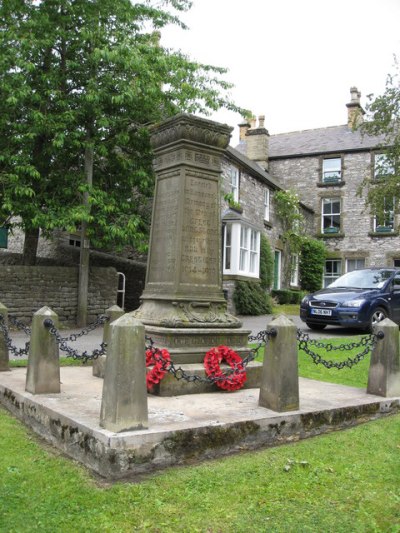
(346, 86), (365, 128)
(245, 115), (270, 171)
(238, 120), (251, 141)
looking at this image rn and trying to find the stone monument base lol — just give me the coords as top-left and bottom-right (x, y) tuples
(144, 325), (251, 364)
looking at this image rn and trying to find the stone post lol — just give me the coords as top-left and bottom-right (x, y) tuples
(0, 302), (9, 371)
(100, 314), (148, 432)
(367, 318), (400, 397)
(259, 315), (299, 412)
(25, 306), (60, 394)
(92, 305), (125, 378)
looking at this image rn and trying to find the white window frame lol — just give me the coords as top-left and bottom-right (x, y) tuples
(322, 198), (341, 233)
(229, 167), (239, 203)
(223, 222), (260, 278)
(373, 197), (395, 232)
(322, 157), (342, 183)
(290, 253), (299, 286)
(264, 188), (270, 221)
(346, 258), (365, 272)
(324, 259), (342, 287)
(374, 153), (395, 179)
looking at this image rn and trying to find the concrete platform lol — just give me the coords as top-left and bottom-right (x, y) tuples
(0, 367), (399, 480)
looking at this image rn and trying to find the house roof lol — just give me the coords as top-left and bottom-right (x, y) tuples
(226, 145), (280, 190)
(269, 124), (387, 159)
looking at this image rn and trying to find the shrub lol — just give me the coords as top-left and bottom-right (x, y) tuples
(234, 280), (273, 315)
(260, 234), (274, 290)
(300, 238), (327, 293)
(271, 289), (305, 304)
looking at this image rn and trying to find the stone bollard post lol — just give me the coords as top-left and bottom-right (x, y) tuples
(100, 314), (148, 432)
(25, 306), (60, 394)
(92, 305), (125, 378)
(0, 302), (9, 371)
(367, 318), (400, 397)
(259, 314), (299, 412)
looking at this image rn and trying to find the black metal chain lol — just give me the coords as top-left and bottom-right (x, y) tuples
(144, 329), (277, 385)
(0, 315), (30, 356)
(296, 329), (384, 369)
(246, 328), (277, 364)
(44, 319), (107, 363)
(8, 316), (31, 336)
(58, 314), (109, 342)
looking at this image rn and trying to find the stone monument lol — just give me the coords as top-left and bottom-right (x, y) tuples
(130, 114), (261, 394)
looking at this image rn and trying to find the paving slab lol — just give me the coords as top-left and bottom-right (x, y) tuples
(0, 367), (399, 480)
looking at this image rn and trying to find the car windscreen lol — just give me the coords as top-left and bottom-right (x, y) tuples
(328, 269), (393, 289)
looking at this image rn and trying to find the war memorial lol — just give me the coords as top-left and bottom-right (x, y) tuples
(0, 114), (399, 479)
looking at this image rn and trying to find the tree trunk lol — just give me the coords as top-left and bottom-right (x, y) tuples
(77, 142), (94, 327)
(22, 227), (40, 265)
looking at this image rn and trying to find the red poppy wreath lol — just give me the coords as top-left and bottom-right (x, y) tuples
(145, 347), (171, 391)
(204, 345), (246, 391)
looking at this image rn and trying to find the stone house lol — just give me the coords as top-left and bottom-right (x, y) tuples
(266, 87), (396, 287)
(220, 130), (314, 308)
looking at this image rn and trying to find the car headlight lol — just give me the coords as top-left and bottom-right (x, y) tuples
(301, 296), (310, 305)
(342, 299), (366, 308)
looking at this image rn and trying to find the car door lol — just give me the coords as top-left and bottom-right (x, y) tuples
(390, 274), (400, 324)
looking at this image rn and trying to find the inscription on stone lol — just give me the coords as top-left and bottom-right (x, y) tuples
(181, 176), (219, 285)
(147, 175), (180, 283)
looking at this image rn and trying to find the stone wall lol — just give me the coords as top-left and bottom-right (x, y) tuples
(269, 151), (400, 267)
(0, 266), (118, 326)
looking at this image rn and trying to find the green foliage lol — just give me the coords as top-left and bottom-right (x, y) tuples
(273, 189), (305, 251)
(273, 189), (306, 285)
(358, 57), (400, 220)
(259, 234), (274, 290)
(223, 192), (242, 212)
(0, 0), (246, 261)
(271, 289), (305, 304)
(0, 405), (399, 532)
(233, 280), (272, 315)
(299, 238), (327, 292)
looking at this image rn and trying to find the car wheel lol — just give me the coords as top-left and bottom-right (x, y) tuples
(369, 307), (388, 331)
(306, 322), (327, 331)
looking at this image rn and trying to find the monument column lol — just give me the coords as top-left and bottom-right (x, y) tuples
(131, 114), (251, 366)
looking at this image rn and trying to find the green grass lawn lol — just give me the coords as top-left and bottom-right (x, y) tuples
(0, 406), (399, 532)
(2, 323), (399, 531)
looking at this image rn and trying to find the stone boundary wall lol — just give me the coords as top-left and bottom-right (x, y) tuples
(0, 266), (118, 326)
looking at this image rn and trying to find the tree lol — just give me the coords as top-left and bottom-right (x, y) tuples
(0, 0), (244, 263)
(358, 57), (400, 219)
(0, 0), (246, 324)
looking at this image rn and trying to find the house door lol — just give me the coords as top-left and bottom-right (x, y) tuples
(273, 250), (281, 290)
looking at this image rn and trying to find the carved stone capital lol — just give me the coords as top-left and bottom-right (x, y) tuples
(150, 113), (233, 152)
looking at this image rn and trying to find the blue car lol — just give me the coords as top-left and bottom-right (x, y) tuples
(300, 267), (400, 331)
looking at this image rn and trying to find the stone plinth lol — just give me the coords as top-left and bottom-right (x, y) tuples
(130, 114), (251, 374)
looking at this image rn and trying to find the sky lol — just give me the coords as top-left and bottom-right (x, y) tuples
(161, 0), (400, 143)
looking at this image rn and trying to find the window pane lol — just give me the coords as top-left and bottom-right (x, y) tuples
(324, 259), (342, 287)
(323, 158), (341, 181)
(224, 225), (231, 270)
(347, 258), (365, 272)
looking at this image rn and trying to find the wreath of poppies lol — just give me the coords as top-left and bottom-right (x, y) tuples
(203, 345), (247, 391)
(145, 346), (171, 391)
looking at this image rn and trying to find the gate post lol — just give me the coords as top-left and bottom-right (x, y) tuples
(25, 306), (60, 394)
(93, 305), (124, 377)
(259, 314), (299, 412)
(0, 302), (9, 371)
(100, 314), (148, 432)
(368, 318), (400, 397)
